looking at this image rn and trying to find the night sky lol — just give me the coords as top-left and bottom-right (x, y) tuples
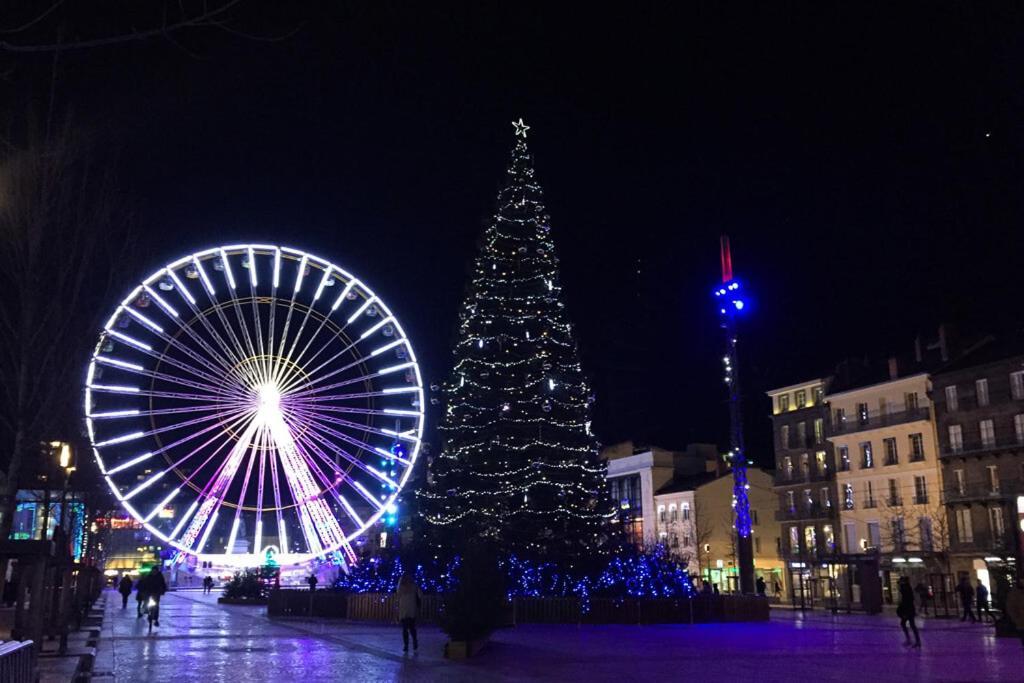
(5, 2), (1024, 467)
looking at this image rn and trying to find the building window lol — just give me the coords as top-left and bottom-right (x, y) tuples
(919, 517), (934, 551)
(820, 487), (831, 509)
(1011, 371), (1024, 401)
(883, 437), (899, 466)
(789, 526), (800, 553)
(838, 446), (850, 471)
(891, 516), (906, 552)
(669, 533), (679, 548)
(778, 394), (790, 412)
(980, 419), (996, 448)
(796, 422), (807, 447)
(804, 526), (817, 553)
(795, 390), (807, 408)
(682, 502), (691, 521)
(909, 433), (925, 461)
(976, 379), (990, 408)
(683, 533), (691, 547)
(823, 524), (835, 552)
(888, 478), (901, 507)
(780, 425), (790, 449)
(1015, 414), (1024, 445)
(754, 536), (761, 554)
(813, 386), (824, 405)
(752, 509), (759, 525)
(658, 505), (666, 523)
(800, 453), (810, 476)
(857, 402), (869, 425)
(913, 475), (928, 504)
(669, 504), (678, 522)
(843, 484), (855, 510)
(803, 489), (813, 510)
(955, 508), (973, 543)
(987, 465), (1000, 494)
(813, 418), (824, 444)
(865, 481), (876, 508)
(835, 408), (846, 429)
(948, 424), (963, 453)
(815, 450), (827, 474)
(843, 523), (857, 553)
(954, 468), (966, 495)
(989, 506), (1005, 545)
(945, 385), (959, 412)
(867, 520), (881, 549)
(786, 491), (796, 514)
(860, 441), (873, 469)
(905, 391), (920, 411)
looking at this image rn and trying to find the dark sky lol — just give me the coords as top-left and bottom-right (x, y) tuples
(5, 2), (1024, 466)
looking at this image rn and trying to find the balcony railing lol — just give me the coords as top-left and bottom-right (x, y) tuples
(942, 479), (1022, 504)
(775, 503), (835, 521)
(941, 437), (1024, 458)
(913, 494), (929, 505)
(773, 468), (832, 486)
(887, 495), (903, 507)
(863, 498), (878, 509)
(832, 406), (931, 435)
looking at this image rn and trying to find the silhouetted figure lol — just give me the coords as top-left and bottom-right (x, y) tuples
(914, 581), (930, 616)
(957, 577), (977, 623)
(897, 576), (920, 648)
(203, 576), (214, 595)
(756, 577), (767, 596)
(396, 574), (421, 652)
(306, 574), (318, 592)
(137, 568), (168, 626)
(713, 584), (720, 596)
(976, 582), (991, 623)
(118, 575), (133, 609)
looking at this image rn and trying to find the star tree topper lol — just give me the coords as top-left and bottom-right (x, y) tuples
(512, 118), (530, 138)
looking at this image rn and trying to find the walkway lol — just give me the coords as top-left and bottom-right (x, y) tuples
(89, 590), (1023, 682)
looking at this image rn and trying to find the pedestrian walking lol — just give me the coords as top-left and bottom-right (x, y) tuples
(203, 576), (214, 594)
(914, 581), (930, 616)
(897, 576), (921, 648)
(118, 575), (133, 609)
(396, 573), (421, 652)
(756, 576), (767, 596)
(976, 581), (992, 623)
(1005, 577), (1024, 653)
(957, 576), (977, 622)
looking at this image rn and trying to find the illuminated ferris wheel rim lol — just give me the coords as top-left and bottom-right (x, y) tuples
(84, 243), (425, 567)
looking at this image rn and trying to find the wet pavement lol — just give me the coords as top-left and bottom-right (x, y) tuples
(94, 590), (1024, 682)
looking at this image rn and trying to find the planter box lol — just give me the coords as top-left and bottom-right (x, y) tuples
(444, 637), (488, 659)
(217, 597), (267, 606)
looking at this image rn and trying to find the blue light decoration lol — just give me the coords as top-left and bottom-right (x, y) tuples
(330, 547), (694, 613)
(714, 236), (755, 594)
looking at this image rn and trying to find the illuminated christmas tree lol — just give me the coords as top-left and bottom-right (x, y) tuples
(420, 120), (614, 561)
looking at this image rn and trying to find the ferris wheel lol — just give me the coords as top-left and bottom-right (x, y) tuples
(84, 245), (424, 567)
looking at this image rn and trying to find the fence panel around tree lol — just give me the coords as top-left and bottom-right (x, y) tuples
(266, 590), (768, 624)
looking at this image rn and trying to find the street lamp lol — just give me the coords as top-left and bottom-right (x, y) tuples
(49, 441), (76, 553)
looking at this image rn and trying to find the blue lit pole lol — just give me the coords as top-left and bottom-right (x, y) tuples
(714, 236), (755, 595)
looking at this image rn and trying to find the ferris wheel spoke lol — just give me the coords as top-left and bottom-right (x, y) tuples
(282, 405), (420, 445)
(286, 407), (413, 470)
(170, 264), (252, 373)
(93, 355), (248, 401)
(296, 418), (402, 489)
(105, 330), (246, 399)
(225, 423), (262, 555)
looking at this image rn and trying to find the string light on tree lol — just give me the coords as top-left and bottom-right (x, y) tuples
(419, 120), (614, 561)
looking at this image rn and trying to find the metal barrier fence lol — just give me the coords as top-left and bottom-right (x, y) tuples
(0, 640), (35, 683)
(267, 590), (769, 624)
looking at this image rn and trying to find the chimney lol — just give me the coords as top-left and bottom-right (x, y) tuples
(888, 356), (899, 380)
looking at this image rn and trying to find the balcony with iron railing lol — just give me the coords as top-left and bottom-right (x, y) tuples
(950, 531), (1015, 553)
(773, 467), (832, 486)
(832, 406), (931, 435)
(775, 502), (835, 521)
(862, 497), (878, 509)
(942, 479), (1022, 504)
(886, 495), (903, 507)
(941, 436), (1024, 459)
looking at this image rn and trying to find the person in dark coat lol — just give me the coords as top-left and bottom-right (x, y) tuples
(756, 577), (767, 596)
(897, 576), (920, 648)
(957, 576), (977, 622)
(914, 581), (930, 616)
(117, 575), (133, 609)
(137, 568), (168, 626)
(976, 581), (992, 623)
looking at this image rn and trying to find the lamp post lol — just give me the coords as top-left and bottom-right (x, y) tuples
(50, 441), (75, 556)
(713, 236), (755, 595)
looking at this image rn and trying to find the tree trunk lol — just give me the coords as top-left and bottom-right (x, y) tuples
(0, 427), (29, 541)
